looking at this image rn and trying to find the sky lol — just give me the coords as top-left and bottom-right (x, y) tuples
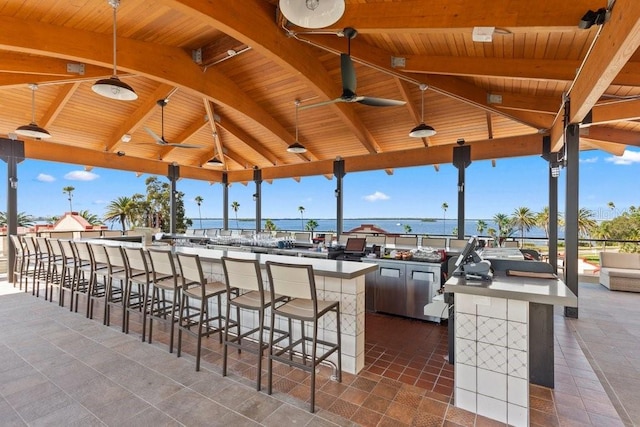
(0, 147), (638, 222)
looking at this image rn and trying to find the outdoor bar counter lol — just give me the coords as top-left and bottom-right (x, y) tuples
(87, 240), (376, 374)
(444, 271), (577, 426)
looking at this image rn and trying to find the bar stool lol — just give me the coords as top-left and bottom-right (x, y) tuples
(103, 245), (128, 330)
(9, 235), (26, 290)
(33, 237), (53, 299)
(265, 261), (342, 413)
(221, 257), (286, 391)
(59, 239), (79, 309)
(73, 241), (95, 317)
(22, 236), (39, 294)
(122, 246), (152, 340)
(46, 239), (65, 304)
(147, 248), (181, 352)
(87, 243), (110, 320)
(175, 252), (230, 371)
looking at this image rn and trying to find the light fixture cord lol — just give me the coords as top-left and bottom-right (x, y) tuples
(295, 99), (300, 141)
(30, 85), (37, 123)
(110, 0), (119, 77)
(420, 86), (425, 122)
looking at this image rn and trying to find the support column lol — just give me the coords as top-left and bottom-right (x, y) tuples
(167, 164), (179, 234)
(0, 138), (25, 284)
(564, 124), (580, 318)
(253, 167), (262, 234)
(453, 142), (471, 239)
(334, 158), (345, 237)
(542, 136), (560, 274)
(222, 172), (229, 230)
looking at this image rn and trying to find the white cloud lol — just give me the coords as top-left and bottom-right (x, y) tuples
(36, 173), (55, 182)
(363, 191), (390, 202)
(580, 157), (598, 163)
(64, 170), (99, 181)
(605, 150), (640, 165)
(93, 200), (106, 205)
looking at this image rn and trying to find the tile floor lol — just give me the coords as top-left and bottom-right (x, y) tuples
(0, 276), (633, 426)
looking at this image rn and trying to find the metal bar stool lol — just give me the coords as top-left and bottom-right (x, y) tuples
(122, 246), (152, 340)
(9, 235), (26, 290)
(175, 252), (230, 371)
(103, 245), (128, 330)
(265, 261), (342, 413)
(59, 239), (80, 309)
(46, 239), (65, 304)
(22, 236), (39, 295)
(147, 248), (181, 352)
(73, 241), (95, 317)
(221, 257), (287, 391)
(87, 243), (110, 320)
(33, 237), (53, 299)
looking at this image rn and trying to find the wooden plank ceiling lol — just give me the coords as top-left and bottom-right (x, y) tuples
(0, 0), (639, 183)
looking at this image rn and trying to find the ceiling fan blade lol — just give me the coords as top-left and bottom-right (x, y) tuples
(298, 98), (342, 110)
(340, 53), (357, 95)
(357, 97), (407, 107)
(162, 142), (205, 149)
(143, 126), (164, 144)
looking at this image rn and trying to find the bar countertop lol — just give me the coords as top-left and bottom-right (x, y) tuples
(444, 272), (577, 307)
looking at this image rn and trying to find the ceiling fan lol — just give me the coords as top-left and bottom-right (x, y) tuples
(300, 27), (406, 110)
(144, 99), (205, 148)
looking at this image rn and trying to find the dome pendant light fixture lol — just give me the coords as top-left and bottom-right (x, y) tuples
(279, 0), (345, 29)
(287, 99), (307, 153)
(15, 83), (51, 140)
(92, 0), (138, 101)
(207, 157), (224, 166)
(409, 84), (436, 138)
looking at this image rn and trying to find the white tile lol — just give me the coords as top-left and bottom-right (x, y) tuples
(508, 376), (528, 407)
(324, 277), (341, 293)
(477, 296), (507, 319)
(477, 316), (507, 346)
(477, 394), (507, 423)
(342, 355), (355, 374)
(477, 368), (506, 401)
(455, 388), (476, 413)
(456, 338), (476, 366)
(456, 363), (476, 392)
(456, 294), (476, 314)
(508, 403), (528, 427)
(455, 313), (476, 341)
(507, 348), (528, 379)
(477, 342), (507, 374)
(341, 279), (357, 295)
(507, 321), (528, 351)
(355, 276), (365, 294)
(507, 299), (528, 323)
(341, 333), (356, 354)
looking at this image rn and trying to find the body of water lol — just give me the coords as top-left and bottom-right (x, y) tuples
(189, 218), (558, 239)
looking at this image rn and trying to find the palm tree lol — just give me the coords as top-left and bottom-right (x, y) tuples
(231, 201), (240, 229)
(511, 207), (537, 245)
(403, 224), (412, 233)
(0, 211), (35, 227)
(476, 219), (487, 235)
(195, 196), (204, 229)
(493, 213), (514, 246)
(264, 219), (277, 231)
(104, 196), (134, 232)
(608, 201), (616, 219)
(79, 210), (102, 225)
(441, 202), (448, 235)
(63, 186), (75, 212)
(298, 206), (305, 230)
(577, 207), (598, 239)
(305, 219), (319, 232)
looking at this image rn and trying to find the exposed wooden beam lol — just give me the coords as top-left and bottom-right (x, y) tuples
(492, 92), (561, 115)
(202, 100), (226, 168)
(40, 82), (81, 129)
(232, 134), (543, 182)
(0, 51), (113, 79)
(214, 113), (283, 166)
(336, 1), (600, 32)
(0, 15), (299, 155)
(580, 139), (626, 155)
(581, 126), (640, 148)
(550, 0), (640, 151)
(164, 0), (381, 155)
(587, 99), (640, 126)
(157, 117), (209, 160)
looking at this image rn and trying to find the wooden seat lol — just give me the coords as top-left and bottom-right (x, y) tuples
(265, 261), (342, 413)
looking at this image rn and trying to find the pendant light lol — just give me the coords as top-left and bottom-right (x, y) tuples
(287, 100), (307, 153)
(279, 0), (345, 29)
(207, 156), (224, 166)
(409, 84), (436, 138)
(92, 0), (138, 101)
(15, 83), (51, 140)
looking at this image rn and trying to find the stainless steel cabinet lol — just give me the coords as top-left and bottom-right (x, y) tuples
(365, 259), (441, 320)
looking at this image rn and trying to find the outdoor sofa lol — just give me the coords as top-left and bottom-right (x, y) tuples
(599, 252), (640, 292)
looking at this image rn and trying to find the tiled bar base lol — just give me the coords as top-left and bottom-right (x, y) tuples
(454, 293), (529, 426)
(201, 259), (366, 374)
